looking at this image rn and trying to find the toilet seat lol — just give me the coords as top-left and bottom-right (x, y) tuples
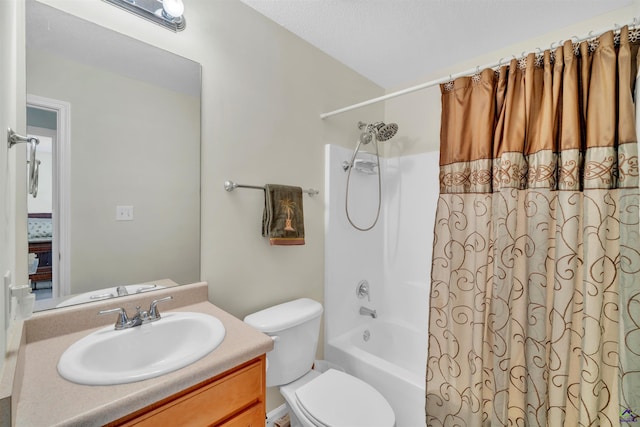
(294, 369), (395, 427)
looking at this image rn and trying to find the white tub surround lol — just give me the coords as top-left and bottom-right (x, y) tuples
(324, 144), (439, 426)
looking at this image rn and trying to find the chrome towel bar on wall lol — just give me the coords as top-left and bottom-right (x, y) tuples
(7, 128), (40, 197)
(224, 180), (319, 196)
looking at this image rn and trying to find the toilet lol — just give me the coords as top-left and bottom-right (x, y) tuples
(244, 298), (395, 427)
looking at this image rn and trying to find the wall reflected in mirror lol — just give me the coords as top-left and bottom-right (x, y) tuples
(26, 0), (201, 311)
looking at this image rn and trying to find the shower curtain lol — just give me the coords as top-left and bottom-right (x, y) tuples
(426, 27), (640, 426)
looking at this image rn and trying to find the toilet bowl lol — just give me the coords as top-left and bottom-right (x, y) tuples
(244, 298), (395, 427)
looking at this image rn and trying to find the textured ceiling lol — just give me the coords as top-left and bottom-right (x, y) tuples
(239, 0), (632, 89)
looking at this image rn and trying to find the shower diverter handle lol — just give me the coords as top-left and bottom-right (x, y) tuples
(356, 280), (370, 301)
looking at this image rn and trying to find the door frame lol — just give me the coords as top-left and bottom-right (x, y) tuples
(26, 94), (70, 298)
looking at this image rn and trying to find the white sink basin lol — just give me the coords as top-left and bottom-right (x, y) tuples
(58, 312), (225, 385)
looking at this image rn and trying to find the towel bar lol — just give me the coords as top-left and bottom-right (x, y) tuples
(224, 180), (319, 196)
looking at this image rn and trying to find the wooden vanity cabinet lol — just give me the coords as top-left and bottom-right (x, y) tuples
(107, 355), (266, 427)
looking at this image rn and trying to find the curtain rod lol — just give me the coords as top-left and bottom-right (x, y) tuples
(320, 17), (639, 120)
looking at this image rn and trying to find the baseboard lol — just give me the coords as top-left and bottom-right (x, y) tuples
(266, 403), (289, 427)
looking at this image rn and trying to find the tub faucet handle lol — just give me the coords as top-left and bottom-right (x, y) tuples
(356, 280), (370, 301)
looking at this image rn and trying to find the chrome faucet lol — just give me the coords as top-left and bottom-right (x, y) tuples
(98, 296), (173, 330)
(359, 306), (377, 318)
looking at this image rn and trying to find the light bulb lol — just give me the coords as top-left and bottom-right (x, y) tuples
(162, 0), (184, 18)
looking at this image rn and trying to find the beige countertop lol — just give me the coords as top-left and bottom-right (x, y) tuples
(12, 282), (273, 426)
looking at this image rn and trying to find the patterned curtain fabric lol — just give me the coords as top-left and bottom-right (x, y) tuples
(427, 27), (640, 426)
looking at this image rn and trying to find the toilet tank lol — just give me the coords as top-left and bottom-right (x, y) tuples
(244, 298), (323, 387)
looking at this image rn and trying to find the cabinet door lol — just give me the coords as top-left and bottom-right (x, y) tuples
(218, 404), (264, 427)
(113, 356), (266, 427)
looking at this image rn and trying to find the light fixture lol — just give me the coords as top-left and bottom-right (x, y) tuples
(102, 0), (186, 32)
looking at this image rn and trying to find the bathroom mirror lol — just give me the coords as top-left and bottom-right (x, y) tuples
(26, 0), (201, 311)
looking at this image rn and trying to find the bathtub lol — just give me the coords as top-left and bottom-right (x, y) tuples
(325, 319), (427, 427)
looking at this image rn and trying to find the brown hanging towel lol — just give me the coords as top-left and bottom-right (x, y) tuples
(262, 184), (305, 245)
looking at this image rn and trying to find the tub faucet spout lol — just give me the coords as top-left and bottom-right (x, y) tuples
(359, 306), (377, 318)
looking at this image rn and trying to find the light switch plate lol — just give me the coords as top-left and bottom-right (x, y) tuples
(116, 205), (134, 221)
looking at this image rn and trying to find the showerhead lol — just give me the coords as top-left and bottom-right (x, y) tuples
(357, 121), (399, 143)
(374, 122), (398, 141)
(346, 120), (399, 231)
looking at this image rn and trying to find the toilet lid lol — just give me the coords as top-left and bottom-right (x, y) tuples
(294, 369), (395, 427)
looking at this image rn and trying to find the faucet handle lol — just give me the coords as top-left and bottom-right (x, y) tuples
(89, 292), (115, 300)
(134, 284), (158, 293)
(149, 296), (173, 320)
(98, 307), (130, 330)
(356, 280), (370, 301)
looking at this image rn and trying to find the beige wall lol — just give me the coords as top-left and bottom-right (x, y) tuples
(384, 1), (640, 157)
(27, 48), (201, 294)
